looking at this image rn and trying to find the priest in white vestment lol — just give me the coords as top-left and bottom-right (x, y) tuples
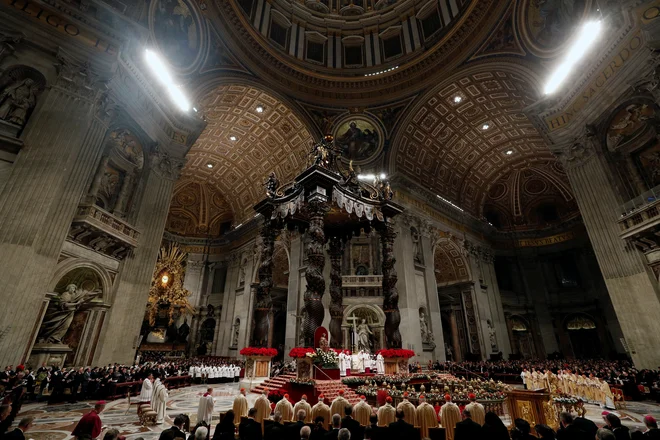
(197, 387), (215, 424)
(138, 374), (153, 403)
(339, 352), (346, 377)
(150, 378), (162, 412)
(343, 351), (351, 376)
(376, 353), (385, 374)
(293, 394), (313, 423)
(153, 382), (169, 424)
(439, 394), (461, 440)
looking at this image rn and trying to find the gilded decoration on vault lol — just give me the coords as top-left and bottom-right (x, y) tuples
(606, 103), (655, 151)
(519, 0), (590, 57)
(150, 0), (203, 70)
(332, 116), (383, 163)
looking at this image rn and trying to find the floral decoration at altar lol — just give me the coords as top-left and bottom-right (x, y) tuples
(289, 347), (315, 358)
(377, 349), (415, 358)
(240, 347), (278, 357)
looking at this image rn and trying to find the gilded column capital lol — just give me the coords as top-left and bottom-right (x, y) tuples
(551, 125), (597, 170)
(149, 145), (186, 181)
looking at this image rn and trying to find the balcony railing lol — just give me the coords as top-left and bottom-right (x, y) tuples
(341, 275), (383, 297)
(68, 204), (139, 259)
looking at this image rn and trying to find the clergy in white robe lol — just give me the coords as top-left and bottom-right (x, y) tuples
(153, 382), (169, 424)
(376, 354), (385, 374)
(275, 394), (294, 421)
(234, 365), (241, 382)
(233, 388), (249, 426)
(397, 392), (416, 426)
(150, 378), (162, 412)
(330, 391), (349, 418)
(377, 397), (395, 426)
(357, 350), (365, 373)
(343, 351), (351, 376)
(254, 389), (272, 428)
(138, 374), (153, 403)
(197, 388), (215, 425)
(293, 394), (313, 423)
(312, 395), (331, 430)
(416, 395), (438, 439)
(465, 394), (485, 426)
(439, 395), (461, 440)
(339, 352), (347, 377)
(353, 395), (372, 426)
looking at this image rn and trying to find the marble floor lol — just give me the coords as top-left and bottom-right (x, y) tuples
(12, 383), (660, 440)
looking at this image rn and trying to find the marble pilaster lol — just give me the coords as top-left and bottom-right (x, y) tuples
(93, 149), (182, 365)
(184, 258), (206, 308)
(420, 233), (445, 360)
(0, 59), (111, 366)
(518, 258), (558, 355)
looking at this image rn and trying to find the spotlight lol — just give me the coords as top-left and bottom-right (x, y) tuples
(256, 106), (264, 113)
(505, 150), (513, 155)
(206, 163), (214, 168)
(230, 135), (237, 141)
(544, 20), (602, 94)
(482, 124), (490, 130)
(453, 96), (462, 103)
(161, 274), (169, 286)
(380, 173), (386, 179)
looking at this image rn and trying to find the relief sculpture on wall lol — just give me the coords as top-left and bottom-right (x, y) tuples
(37, 284), (98, 344)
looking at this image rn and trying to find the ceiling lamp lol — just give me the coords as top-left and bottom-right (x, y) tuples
(144, 49), (191, 112)
(256, 106), (264, 113)
(544, 20), (602, 94)
(453, 96), (462, 103)
(206, 163), (214, 168)
(482, 123), (490, 130)
(229, 135), (237, 141)
(505, 150), (513, 155)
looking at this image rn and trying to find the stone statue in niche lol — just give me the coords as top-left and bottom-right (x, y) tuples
(177, 319), (190, 343)
(0, 78), (38, 127)
(37, 284), (98, 344)
(356, 318), (373, 353)
(487, 319), (498, 352)
(419, 310), (435, 348)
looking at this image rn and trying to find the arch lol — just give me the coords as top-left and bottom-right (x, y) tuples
(509, 315), (530, 332)
(433, 237), (471, 285)
(49, 258), (113, 301)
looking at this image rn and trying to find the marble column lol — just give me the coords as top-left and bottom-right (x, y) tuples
(302, 198), (328, 346)
(85, 155), (109, 204)
(183, 259), (206, 309)
(393, 223), (423, 353)
(449, 311), (462, 361)
(557, 134), (660, 369)
(420, 233), (445, 360)
(0, 59), (112, 366)
(217, 254), (240, 355)
(112, 172), (133, 217)
(481, 257), (512, 356)
(252, 221), (278, 347)
(381, 220), (402, 348)
(328, 236), (344, 348)
(94, 147), (183, 365)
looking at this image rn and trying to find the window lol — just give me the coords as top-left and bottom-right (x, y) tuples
(344, 45), (363, 67)
(237, 0), (253, 15)
(306, 41), (325, 64)
(420, 9), (442, 40)
(382, 35), (402, 60)
(269, 20), (288, 49)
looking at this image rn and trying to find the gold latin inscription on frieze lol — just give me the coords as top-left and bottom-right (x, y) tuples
(4, 0), (117, 55)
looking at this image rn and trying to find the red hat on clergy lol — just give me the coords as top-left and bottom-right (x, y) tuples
(360, 395), (366, 400)
(386, 396), (393, 403)
(319, 394), (324, 399)
(284, 394), (290, 399)
(302, 395), (307, 400)
(240, 388), (246, 393)
(444, 394), (452, 401)
(338, 389), (345, 395)
(645, 415), (657, 424)
(468, 393), (476, 400)
(419, 395), (426, 400)
(403, 392), (409, 397)
(601, 411), (610, 416)
(95, 400), (107, 406)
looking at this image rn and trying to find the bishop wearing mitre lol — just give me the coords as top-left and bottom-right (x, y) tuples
(197, 387), (215, 425)
(233, 388), (249, 425)
(377, 396), (396, 426)
(275, 393), (294, 421)
(397, 392), (417, 427)
(330, 389), (349, 418)
(312, 395), (331, 430)
(439, 394), (461, 440)
(465, 393), (485, 426)
(353, 395), (372, 426)
(294, 394), (313, 423)
(254, 388), (271, 429)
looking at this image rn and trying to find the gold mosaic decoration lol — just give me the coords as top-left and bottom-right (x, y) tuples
(147, 243), (194, 325)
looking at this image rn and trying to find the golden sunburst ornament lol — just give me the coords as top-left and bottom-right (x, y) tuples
(147, 243), (195, 325)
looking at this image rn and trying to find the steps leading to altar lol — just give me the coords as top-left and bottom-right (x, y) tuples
(250, 374), (360, 405)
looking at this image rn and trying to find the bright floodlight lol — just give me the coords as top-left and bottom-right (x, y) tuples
(144, 49), (191, 112)
(544, 20), (602, 95)
(380, 173), (386, 179)
(358, 174), (376, 181)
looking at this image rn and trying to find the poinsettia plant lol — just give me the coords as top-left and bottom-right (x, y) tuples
(240, 347), (278, 357)
(289, 347), (315, 358)
(268, 388), (286, 403)
(377, 349), (416, 358)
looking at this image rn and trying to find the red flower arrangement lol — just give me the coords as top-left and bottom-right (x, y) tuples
(377, 349), (416, 358)
(239, 347), (278, 357)
(289, 347), (315, 358)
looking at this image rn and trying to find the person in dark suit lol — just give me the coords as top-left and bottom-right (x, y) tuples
(341, 406), (362, 440)
(265, 412), (285, 440)
(644, 415), (660, 439)
(212, 411), (235, 440)
(388, 409), (416, 438)
(454, 409), (483, 440)
(556, 412), (592, 440)
(288, 410), (307, 440)
(3, 417), (34, 440)
(310, 416), (327, 440)
(159, 415), (188, 440)
(367, 415), (385, 440)
(239, 408), (262, 440)
(325, 414), (341, 440)
(573, 416), (598, 439)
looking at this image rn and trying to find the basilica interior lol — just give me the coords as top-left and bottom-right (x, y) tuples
(3, 0), (660, 371)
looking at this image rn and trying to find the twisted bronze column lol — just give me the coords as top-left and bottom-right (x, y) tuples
(251, 221), (278, 347)
(302, 199), (328, 346)
(328, 236), (344, 348)
(380, 221), (402, 348)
